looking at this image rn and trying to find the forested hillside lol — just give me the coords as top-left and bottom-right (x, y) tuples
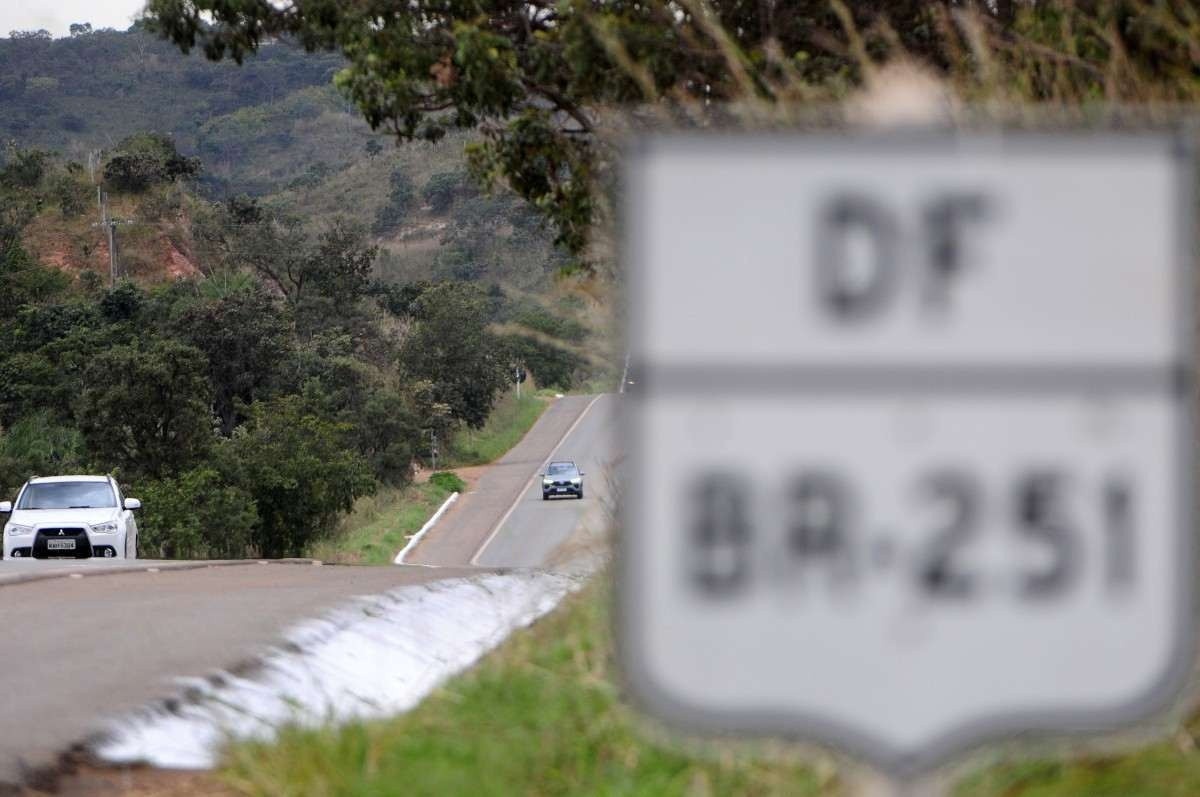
(0, 26), (612, 559)
(0, 27), (339, 174)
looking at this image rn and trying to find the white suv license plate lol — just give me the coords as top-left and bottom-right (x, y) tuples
(46, 539), (76, 551)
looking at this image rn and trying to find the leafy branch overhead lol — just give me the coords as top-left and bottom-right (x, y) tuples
(146, 1), (1200, 261)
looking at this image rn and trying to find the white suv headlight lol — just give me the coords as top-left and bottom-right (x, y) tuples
(90, 521), (119, 535)
(5, 524), (32, 537)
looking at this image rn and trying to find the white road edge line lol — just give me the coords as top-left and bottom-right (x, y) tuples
(393, 492), (460, 565)
(469, 394), (605, 566)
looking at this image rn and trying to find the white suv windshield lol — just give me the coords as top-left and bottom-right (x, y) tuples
(17, 482), (116, 510)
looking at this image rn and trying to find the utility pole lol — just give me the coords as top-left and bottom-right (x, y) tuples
(427, 429), (439, 471)
(91, 189), (129, 286)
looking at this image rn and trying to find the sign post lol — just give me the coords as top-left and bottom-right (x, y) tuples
(620, 133), (1195, 781)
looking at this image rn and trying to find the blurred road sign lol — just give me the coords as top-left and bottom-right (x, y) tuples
(620, 133), (1195, 775)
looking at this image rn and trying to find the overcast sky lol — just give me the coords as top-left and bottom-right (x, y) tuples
(2, 0), (146, 37)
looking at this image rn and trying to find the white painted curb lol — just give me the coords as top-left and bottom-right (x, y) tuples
(393, 492), (459, 564)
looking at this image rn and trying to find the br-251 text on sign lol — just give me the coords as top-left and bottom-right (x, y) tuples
(620, 133), (1195, 775)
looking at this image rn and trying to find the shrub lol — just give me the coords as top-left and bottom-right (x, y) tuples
(103, 133), (200, 193)
(0, 412), (84, 495)
(373, 168), (416, 234)
(504, 334), (586, 390)
(137, 467), (258, 559)
(509, 301), (587, 343)
(422, 171), (465, 213)
(429, 471), (466, 493)
(219, 397), (376, 558)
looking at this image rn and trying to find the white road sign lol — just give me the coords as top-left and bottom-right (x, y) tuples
(620, 133), (1195, 775)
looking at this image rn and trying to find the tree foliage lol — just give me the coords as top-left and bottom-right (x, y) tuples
(218, 396), (375, 558)
(145, 0), (1200, 262)
(373, 167), (416, 234)
(0, 138), (593, 561)
(103, 132), (201, 192)
(170, 288), (293, 435)
(138, 466), (257, 558)
(75, 337), (215, 479)
(399, 282), (511, 429)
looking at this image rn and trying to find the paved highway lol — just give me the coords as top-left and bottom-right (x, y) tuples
(0, 394), (615, 789)
(407, 393), (616, 568)
(472, 394), (617, 568)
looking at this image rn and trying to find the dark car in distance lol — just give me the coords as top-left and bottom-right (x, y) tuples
(541, 460), (584, 500)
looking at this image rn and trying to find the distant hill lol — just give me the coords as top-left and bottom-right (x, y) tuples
(0, 27), (343, 192)
(0, 27), (614, 379)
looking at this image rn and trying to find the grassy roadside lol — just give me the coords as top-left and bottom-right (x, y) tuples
(445, 390), (547, 466)
(954, 727), (1200, 796)
(219, 576), (834, 796)
(307, 481), (455, 565)
(214, 570), (1200, 797)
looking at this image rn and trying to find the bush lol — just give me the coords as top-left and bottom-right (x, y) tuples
(137, 468), (258, 559)
(75, 337), (214, 479)
(0, 148), (47, 188)
(504, 334), (586, 390)
(0, 412), (84, 495)
(422, 171), (466, 213)
(219, 397), (376, 558)
(48, 172), (87, 217)
(429, 471), (466, 493)
(103, 133), (200, 193)
(509, 301), (587, 343)
(373, 168), (416, 234)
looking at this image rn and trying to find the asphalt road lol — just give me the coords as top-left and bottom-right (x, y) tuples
(473, 394), (617, 568)
(0, 563), (473, 786)
(0, 393), (616, 789)
(408, 393), (616, 568)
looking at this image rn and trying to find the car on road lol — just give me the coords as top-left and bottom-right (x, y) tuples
(542, 460), (584, 500)
(1, 476), (141, 560)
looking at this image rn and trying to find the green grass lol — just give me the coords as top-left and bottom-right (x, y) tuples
(954, 729), (1200, 797)
(214, 566), (1200, 797)
(307, 481), (455, 565)
(219, 577), (834, 796)
(446, 390), (547, 466)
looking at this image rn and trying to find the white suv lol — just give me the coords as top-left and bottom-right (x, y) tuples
(1, 476), (141, 560)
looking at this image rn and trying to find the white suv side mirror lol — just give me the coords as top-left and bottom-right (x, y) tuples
(0, 501), (11, 513)
(123, 498), (142, 511)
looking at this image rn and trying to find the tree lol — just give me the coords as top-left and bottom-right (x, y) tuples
(137, 467), (257, 558)
(1, 148), (48, 189)
(139, 1), (954, 257)
(0, 411), (84, 494)
(69, 23), (94, 37)
(218, 396), (375, 557)
(171, 289), (293, 435)
(104, 132), (201, 192)
(398, 282), (510, 429)
(304, 219), (377, 305)
(372, 167), (416, 235)
(227, 214), (376, 307)
(0, 244), (71, 317)
(422, 171), (467, 214)
(75, 337), (214, 479)
(144, 0), (1200, 265)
